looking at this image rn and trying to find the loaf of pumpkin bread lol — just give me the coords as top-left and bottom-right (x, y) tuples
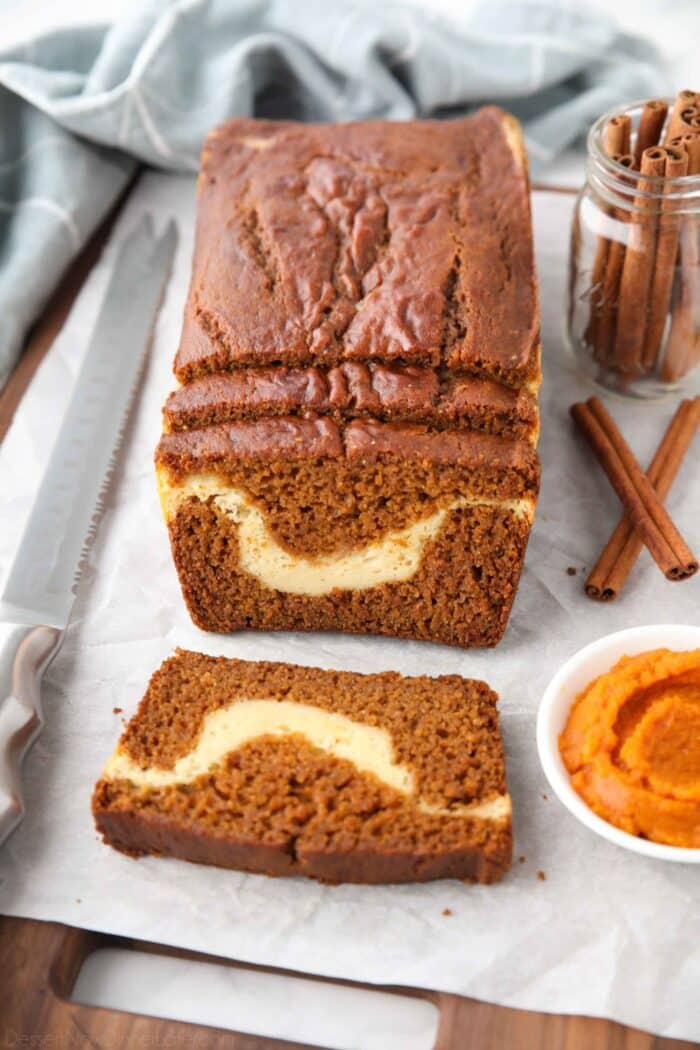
(156, 109), (540, 646)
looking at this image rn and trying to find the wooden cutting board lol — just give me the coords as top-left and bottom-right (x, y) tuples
(0, 184), (695, 1050)
(2, 915), (696, 1049)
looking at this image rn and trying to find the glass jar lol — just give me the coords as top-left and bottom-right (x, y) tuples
(568, 99), (700, 398)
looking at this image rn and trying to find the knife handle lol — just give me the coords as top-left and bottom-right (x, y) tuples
(0, 625), (62, 845)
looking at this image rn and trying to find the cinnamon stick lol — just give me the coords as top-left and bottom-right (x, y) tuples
(591, 153), (637, 364)
(665, 90), (699, 142)
(570, 396), (698, 581)
(585, 397), (700, 600)
(662, 133), (700, 381)
(670, 106), (700, 139)
(634, 100), (668, 165)
(614, 147), (667, 373)
(641, 146), (689, 371)
(586, 123), (632, 354)
(606, 114), (632, 156)
(667, 132), (700, 172)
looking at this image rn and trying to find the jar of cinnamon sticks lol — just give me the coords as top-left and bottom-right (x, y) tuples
(569, 93), (700, 397)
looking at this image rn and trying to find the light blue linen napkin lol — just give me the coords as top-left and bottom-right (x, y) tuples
(0, 0), (668, 385)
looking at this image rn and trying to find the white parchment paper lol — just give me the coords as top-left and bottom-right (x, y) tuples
(1, 173), (699, 1041)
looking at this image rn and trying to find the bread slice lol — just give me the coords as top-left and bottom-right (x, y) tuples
(93, 650), (512, 884)
(156, 418), (538, 647)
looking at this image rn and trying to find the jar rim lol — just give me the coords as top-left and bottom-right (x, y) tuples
(587, 97), (700, 191)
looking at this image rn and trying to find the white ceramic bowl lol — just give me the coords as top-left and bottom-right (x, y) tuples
(537, 624), (700, 863)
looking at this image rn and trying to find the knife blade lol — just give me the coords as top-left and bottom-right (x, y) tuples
(0, 213), (177, 844)
(0, 214), (177, 628)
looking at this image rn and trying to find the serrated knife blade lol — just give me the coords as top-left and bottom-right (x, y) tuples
(0, 214), (177, 628)
(0, 213), (176, 845)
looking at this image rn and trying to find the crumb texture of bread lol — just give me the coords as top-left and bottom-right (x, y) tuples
(157, 108), (541, 647)
(93, 652), (513, 884)
(162, 495), (532, 646)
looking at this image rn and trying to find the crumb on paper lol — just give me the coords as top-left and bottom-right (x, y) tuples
(537, 871), (546, 881)
(442, 908), (453, 916)
(518, 855), (526, 864)
(567, 566), (577, 576)
(113, 707), (123, 714)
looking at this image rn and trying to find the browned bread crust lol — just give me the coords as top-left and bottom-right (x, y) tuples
(156, 416), (539, 480)
(176, 108), (539, 386)
(163, 363), (539, 440)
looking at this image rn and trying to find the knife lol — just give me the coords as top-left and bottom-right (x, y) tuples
(0, 214), (177, 845)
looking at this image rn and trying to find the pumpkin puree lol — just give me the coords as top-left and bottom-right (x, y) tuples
(559, 648), (700, 848)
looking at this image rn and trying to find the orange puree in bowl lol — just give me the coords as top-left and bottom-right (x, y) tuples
(559, 648), (700, 848)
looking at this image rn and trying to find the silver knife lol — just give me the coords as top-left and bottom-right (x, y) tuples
(0, 214), (177, 845)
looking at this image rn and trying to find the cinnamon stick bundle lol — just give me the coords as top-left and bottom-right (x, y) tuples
(585, 397), (700, 600)
(580, 91), (700, 386)
(570, 396), (698, 581)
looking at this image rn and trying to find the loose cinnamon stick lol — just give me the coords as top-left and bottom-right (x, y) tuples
(634, 100), (668, 165)
(641, 146), (689, 371)
(662, 133), (700, 381)
(585, 397), (700, 600)
(591, 154), (637, 364)
(614, 147), (667, 373)
(570, 396), (698, 581)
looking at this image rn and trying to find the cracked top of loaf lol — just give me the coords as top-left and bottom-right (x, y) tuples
(174, 108), (539, 387)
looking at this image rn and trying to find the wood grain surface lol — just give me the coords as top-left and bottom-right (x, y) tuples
(1, 914), (695, 1050)
(0, 184), (695, 1050)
